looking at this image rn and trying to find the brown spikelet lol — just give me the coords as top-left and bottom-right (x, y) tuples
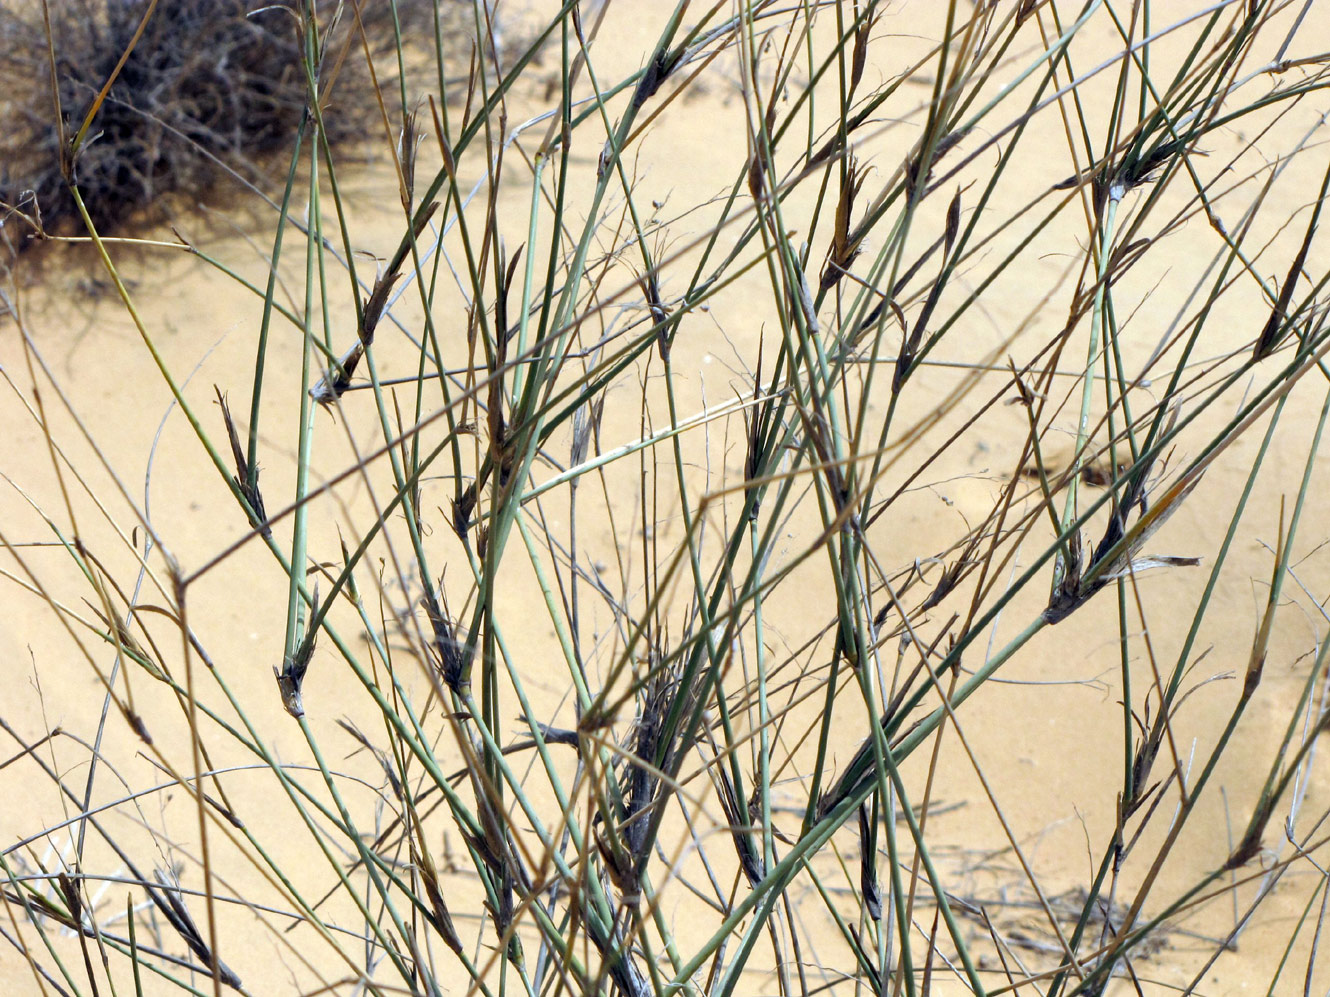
(1254, 201), (1318, 360)
(309, 342), (365, 408)
(1044, 454), (1202, 624)
(633, 43), (684, 110)
(742, 338), (767, 518)
(423, 588), (468, 693)
(487, 376), (508, 479)
(215, 386), (271, 539)
(714, 766), (763, 886)
(747, 62), (777, 205)
(1224, 793), (1276, 871)
(336, 719), (403, 800)
(748, 147), (768, 204)
(151, 871), (243, 989)
(905, 126), (969, 198)
(850, 7), (879, 95)
(124, 708), (152, 745)
(311, 197), (437, 409)
(944, 188), (961, 253)
(87, 601), (167, 682)
(413, 841), (463, 954)
(430, 95), (458, 181)
(411, 199), (440, 241)
(821, 155), (867, 291)
(596, 827), (640, 902)
(920, 557), (966, 610)
(639, 271), (671, 361)
(451, 484), (478, 539)
(858, 804), (882, 920)
(398, 107), (419, 211)
(275, 583), (320, 719)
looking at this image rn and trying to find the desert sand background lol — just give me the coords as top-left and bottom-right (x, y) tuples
(3, 1), (1330, 994)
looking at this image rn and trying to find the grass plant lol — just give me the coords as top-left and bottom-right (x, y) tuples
(3, 0), (1330, 994)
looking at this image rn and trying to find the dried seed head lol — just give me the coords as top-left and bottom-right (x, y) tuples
(714, 767), (762, 885)
(275, 584), (319, 718)
(124, 707), (153, 745)
(743, 344), (768, 519)
(310, 342), (365, 407)
(821, 155), (867, 291)
(632, 44), (684, 110)
(748, 147), (767, 204)
(215, 386), (272, 538)
(398, 108), (419, 210)
(944, 188), (961, 253)
(858, 804), (882, 921)
(638, 272), (671, 361)
(850, 10), (876, 94)
(423, 590), (468, 693)
(451, 484), (478, 539)
(413, 841), (463, 954)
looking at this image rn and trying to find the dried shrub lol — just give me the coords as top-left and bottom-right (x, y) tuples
(0, 0), (437, 244)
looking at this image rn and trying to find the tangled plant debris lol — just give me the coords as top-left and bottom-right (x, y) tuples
(0, 0), (435, 245)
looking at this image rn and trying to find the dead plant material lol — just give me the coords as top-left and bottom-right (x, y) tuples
(0, 0), (435, 245)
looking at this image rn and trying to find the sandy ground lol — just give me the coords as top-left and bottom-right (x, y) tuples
(3, 2), (1330, 995)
